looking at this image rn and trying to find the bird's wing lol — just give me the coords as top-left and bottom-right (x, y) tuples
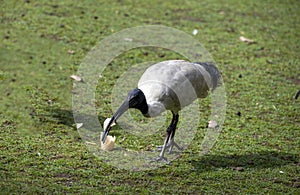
(138, 60), (215, 112)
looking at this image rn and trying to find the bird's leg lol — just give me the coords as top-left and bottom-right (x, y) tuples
(166, 114), (183, 153)
(156, 113), (177, 151)
(156, 124), (174, 162)
(167, 129), (183, 153)
(153, 112), (179, 163)
(157, 113), (182, 153)
(153, 128), (172, 163)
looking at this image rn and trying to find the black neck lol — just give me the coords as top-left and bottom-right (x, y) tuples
(138, 97), (148, 115)
(128, 88), (148, 115)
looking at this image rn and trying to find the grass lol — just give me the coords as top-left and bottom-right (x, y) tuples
(1, 0), (299, 193)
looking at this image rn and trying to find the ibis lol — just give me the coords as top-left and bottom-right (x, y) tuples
(101, 60), (221, 162)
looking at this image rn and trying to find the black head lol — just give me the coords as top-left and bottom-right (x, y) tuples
(127, 88), (148, 114)
(101, 88), (148, 143)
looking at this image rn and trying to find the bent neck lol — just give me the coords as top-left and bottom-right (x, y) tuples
(136, 89), (148, 115)
(128, 88), (148, 115)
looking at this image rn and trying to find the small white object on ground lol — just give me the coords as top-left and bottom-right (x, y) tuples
(70, 74), (83, 82)
(100, 132), (116, 151)
(85, 141), (96, 145)
(76, 123), (83, 129)
(124, 37), (133, 42)
(239, 36), (256, 44)
(100, 118), (117, 151)
(208, 120), (218, 128)
(192, 29), (198, 35)
(67, 49), (75, 54)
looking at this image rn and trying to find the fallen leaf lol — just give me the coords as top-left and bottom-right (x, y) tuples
(76, 123), (83, 129)
(67, 50), (75, 54)
(239, 36), (256, 44)
(219, 11), (225, 15)
(70, 75), (83, 82)
(124, 37), (133, 42)
(266, 59), (274, 64)
(232, 166), (244, 171)
(85, 141), (97, 145)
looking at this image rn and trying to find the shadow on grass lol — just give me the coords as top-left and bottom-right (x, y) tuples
(51, 109), (75, 127)
(35, 108), (107, 130)
(54, 109), (108, 126)
(190, 151), (299, 171)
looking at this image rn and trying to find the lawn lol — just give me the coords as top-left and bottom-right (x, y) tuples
(1, 0), (299, 193)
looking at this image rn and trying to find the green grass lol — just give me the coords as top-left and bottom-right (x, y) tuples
(1, 0), (299, 193)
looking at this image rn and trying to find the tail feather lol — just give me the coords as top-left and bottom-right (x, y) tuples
(193, 62), (221, 90)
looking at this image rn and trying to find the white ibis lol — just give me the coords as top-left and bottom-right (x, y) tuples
(101, 60), (221, 162)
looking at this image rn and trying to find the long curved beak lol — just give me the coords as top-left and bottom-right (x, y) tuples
(101, 100), (129, 143)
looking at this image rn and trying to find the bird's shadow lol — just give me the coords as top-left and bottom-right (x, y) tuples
(188, 151), (298, 172)
(40, 108), (107, 130)
(50, 109), (76, 127)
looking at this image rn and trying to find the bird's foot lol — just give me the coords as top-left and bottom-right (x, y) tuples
(150, 156), (170, 164)
(157, 140), (182, 154)
(167, 140), (183, 153)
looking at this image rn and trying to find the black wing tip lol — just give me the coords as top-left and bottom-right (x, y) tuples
(193, 61), (221, 90)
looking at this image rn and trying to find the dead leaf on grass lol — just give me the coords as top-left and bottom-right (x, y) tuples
(239, 36), (256, 44)
(70, 74), (83, 82)
(67, 49), (75, 54)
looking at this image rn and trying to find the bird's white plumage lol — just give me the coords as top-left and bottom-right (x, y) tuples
(138, 60), (214, 117)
